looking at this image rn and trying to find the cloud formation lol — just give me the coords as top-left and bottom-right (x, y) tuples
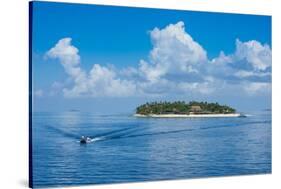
(209, 39), (271, 94)
(46, 38), (136, 97)
(45, 21), (271, 98)
(235, 39), (271, 71)
(140, 21), (207, 82)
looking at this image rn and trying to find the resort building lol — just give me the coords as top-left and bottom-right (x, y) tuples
(190, 105), (202, 113)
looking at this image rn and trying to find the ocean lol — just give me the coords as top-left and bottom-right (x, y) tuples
(32, 110), (271, 187)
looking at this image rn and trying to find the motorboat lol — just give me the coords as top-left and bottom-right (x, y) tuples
(80, 136), (91, 144)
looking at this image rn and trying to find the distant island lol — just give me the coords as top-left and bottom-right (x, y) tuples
(135, 101), (243, 118)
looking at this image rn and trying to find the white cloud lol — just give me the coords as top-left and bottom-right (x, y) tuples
(46, 38), (83, 77)
(139, 59), (165, 82)
(44, 22), (271, 98)
(46, 38), (89, 96)
(136, 21), (213, 95)
(235, 39), (271, 71)
(139, 21), (207, 82)
(63, 64), (136, 97)
(46, 38), (136, 97)
(210, 39), (271, 83)
(211, 51), (232, 65)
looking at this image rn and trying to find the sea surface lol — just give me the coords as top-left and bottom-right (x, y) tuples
(32, 110), (271, 187)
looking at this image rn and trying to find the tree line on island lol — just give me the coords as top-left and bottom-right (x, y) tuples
(136, 101), (236, 115)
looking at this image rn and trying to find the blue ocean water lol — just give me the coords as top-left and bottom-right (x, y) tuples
(32, 110), (271, 187)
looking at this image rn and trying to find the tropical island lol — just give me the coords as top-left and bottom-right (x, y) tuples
(135, 101), (244, 118)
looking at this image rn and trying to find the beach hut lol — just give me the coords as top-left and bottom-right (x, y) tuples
(190, 105), (202, 112)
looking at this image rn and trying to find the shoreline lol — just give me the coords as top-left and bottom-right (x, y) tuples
(134, 113), (244, 118)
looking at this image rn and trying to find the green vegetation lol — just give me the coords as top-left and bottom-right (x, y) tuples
(136, 101), (236, 115)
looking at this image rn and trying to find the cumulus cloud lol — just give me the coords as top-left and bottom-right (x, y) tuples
(210, 39), (271, 83)
(46, 38), (83, 78)
(136, 21), (214, 95)
(63, 64), (136, 97)
(139, 21), (207, 82)
(235, 39), (271, 71)
(46, 38), (136, 97)
(45, 21), (271, 98)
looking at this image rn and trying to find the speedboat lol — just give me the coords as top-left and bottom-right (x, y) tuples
(80, 136), (91, 144)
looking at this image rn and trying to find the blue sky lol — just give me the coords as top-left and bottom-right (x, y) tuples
(31, 1), (272, 113)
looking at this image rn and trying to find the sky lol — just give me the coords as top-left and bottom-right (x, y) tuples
(31, 1), (272, 114)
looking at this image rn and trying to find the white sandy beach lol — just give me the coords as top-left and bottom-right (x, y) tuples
(134, 113), (243, 118)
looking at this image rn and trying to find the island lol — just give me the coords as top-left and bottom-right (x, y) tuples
(134, 101), (244, 118)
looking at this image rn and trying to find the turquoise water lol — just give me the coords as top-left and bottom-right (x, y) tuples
(32, 110), (271, 187)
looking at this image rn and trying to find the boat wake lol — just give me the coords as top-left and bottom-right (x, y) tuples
(76, 136), (106, 144)
(86, 120), (271, 143)
(46, 120), (270, 145)
(90, 137), (105, 143)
